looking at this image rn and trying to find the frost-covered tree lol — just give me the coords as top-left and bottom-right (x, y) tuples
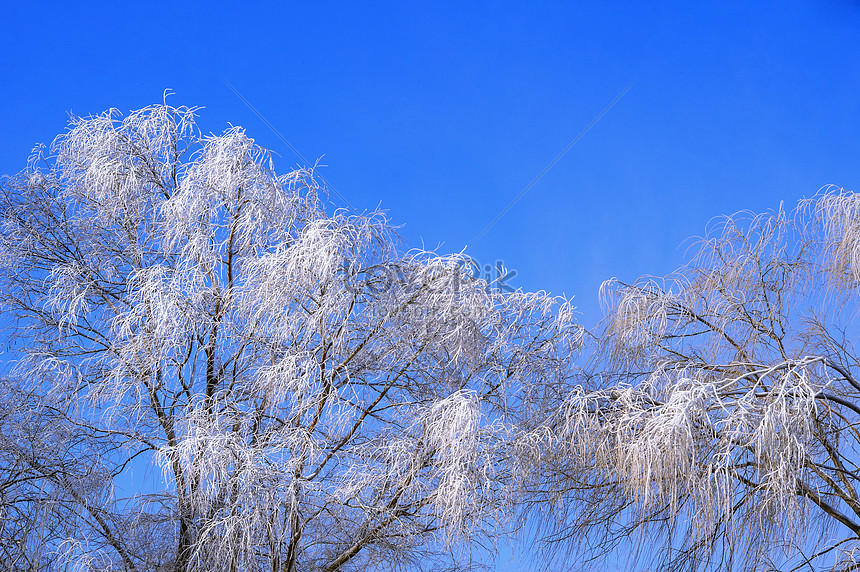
(531, 189), (860, 571)
(0, 381), (124, 572)
(0, 100), (580, 572)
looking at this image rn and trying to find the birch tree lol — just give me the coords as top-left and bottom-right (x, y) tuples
(0, 100), (580, 572)
(533, 189), (860, 571)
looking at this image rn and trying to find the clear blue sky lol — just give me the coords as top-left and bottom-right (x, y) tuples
(2, 1), (859, 326)
(1, 2), (859, 567)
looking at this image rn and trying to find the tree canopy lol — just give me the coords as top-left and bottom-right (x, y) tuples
(0, 101), (580, 572)
(533, 190), (860, 571)
(4, 97), (860, 572)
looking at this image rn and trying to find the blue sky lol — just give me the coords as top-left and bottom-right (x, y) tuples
(1, 3), (859, 568)
(3, 1), (860, 326)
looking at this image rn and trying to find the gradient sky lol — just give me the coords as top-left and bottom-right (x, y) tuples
(2, 1), (860, 568)
(3, 1), (860, 326)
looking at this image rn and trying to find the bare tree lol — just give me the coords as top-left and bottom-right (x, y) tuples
(530, 189), (860, 571)
(0, 381), (132, 572)
(0, 100), (581, 572)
